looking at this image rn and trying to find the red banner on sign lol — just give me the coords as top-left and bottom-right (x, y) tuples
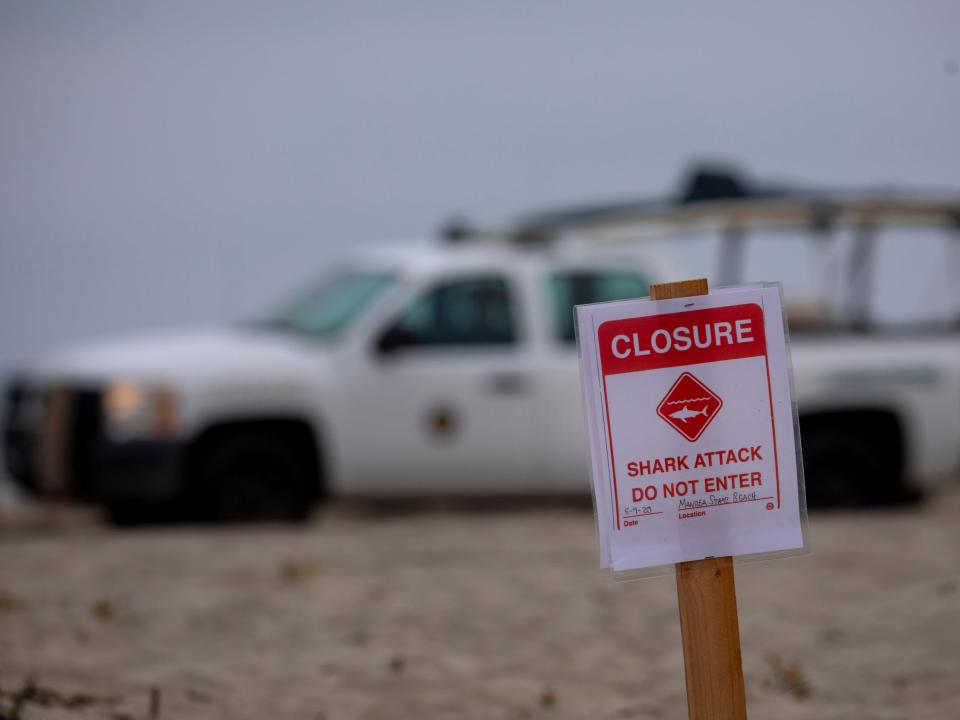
(598, 303), (766, 375)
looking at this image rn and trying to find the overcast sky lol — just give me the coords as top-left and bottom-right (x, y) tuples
(2, 1), (959, 377)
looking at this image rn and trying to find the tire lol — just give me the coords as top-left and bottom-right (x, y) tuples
(195, 430), (311, 522)
(801, 426), (899, 507)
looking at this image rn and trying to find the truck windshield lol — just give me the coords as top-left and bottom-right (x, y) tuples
(258, 271), (394, 338)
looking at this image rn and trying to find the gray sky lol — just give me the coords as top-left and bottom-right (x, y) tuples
(2, 1), (959, 377)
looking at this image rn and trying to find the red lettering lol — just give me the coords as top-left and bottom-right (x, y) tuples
(663, 479), (699, 497)
(598, 304), (766, 375)
(631, 485), (657, 501)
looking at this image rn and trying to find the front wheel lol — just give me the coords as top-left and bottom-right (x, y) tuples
(195, 430), (311, 522)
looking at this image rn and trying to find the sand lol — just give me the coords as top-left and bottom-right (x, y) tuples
(1, 489), (959, 720)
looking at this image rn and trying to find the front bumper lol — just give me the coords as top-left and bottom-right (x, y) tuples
(86, 439), (184, 502)
(4, 382), (184, 503)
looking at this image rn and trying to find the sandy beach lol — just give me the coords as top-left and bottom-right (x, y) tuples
(1, 488), (959, 720)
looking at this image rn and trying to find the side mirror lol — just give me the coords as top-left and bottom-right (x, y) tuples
(377, 326), (420, 356)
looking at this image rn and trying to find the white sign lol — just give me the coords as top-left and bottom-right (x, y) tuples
(577, 284), (806, 575)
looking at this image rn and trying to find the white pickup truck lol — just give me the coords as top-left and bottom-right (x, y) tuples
(5, 189), (960, 522)
(4, 245), (672, 521)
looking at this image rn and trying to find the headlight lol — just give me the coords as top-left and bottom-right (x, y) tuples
(102, 381), (178, 440)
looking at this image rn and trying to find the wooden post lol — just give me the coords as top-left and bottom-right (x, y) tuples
(650, 278), (748, 720)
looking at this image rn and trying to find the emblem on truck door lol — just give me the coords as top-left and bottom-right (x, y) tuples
(426, 405), (459, 439)
(656, 372), (723, 442)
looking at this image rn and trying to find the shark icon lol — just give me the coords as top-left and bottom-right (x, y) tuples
(657, 372), (722, 441)
(668, 405), (709, 423)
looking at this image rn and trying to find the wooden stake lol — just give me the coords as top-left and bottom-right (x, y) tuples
(650, 278), (747, 720)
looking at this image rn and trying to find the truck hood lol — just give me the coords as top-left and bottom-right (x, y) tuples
(32, 326), (329, 387)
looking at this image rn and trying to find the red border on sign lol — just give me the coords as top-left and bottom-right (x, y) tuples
(763, 355), (781, 509)
(600, 306), (782, 531)
(601, 373), (621, 528)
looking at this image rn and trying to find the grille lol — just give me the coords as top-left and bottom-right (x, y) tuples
(4, 381), (41, 489)
(5, 383), (103, 498)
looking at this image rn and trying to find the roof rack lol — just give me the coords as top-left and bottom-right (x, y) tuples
(507, 166), (960, 245)
(483, 166), (960, 326)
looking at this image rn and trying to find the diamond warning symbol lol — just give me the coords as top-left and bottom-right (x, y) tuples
(656, 371), (723, 442)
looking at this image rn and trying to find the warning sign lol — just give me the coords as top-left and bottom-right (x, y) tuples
(577, 284), (806, 574)
(656, 372), (723, 441)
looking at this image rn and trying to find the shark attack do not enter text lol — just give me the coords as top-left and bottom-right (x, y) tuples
(626, 445), (763, 477)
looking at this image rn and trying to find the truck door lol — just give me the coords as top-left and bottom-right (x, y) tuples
(535, 268), (653, 491)
(349, 273), (536, 494)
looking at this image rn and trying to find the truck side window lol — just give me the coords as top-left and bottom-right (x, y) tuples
(379, 276), (516, 351)
(549, 271), (650, 343)
(869, 226), (958, 326)
(742, 230), (839, 330)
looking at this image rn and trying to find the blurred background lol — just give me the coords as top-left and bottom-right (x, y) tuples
(2, 2), (959, 719)
(3, 1), (960, 376)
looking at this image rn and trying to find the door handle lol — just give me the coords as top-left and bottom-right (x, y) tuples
(485, 371), (529, 395)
